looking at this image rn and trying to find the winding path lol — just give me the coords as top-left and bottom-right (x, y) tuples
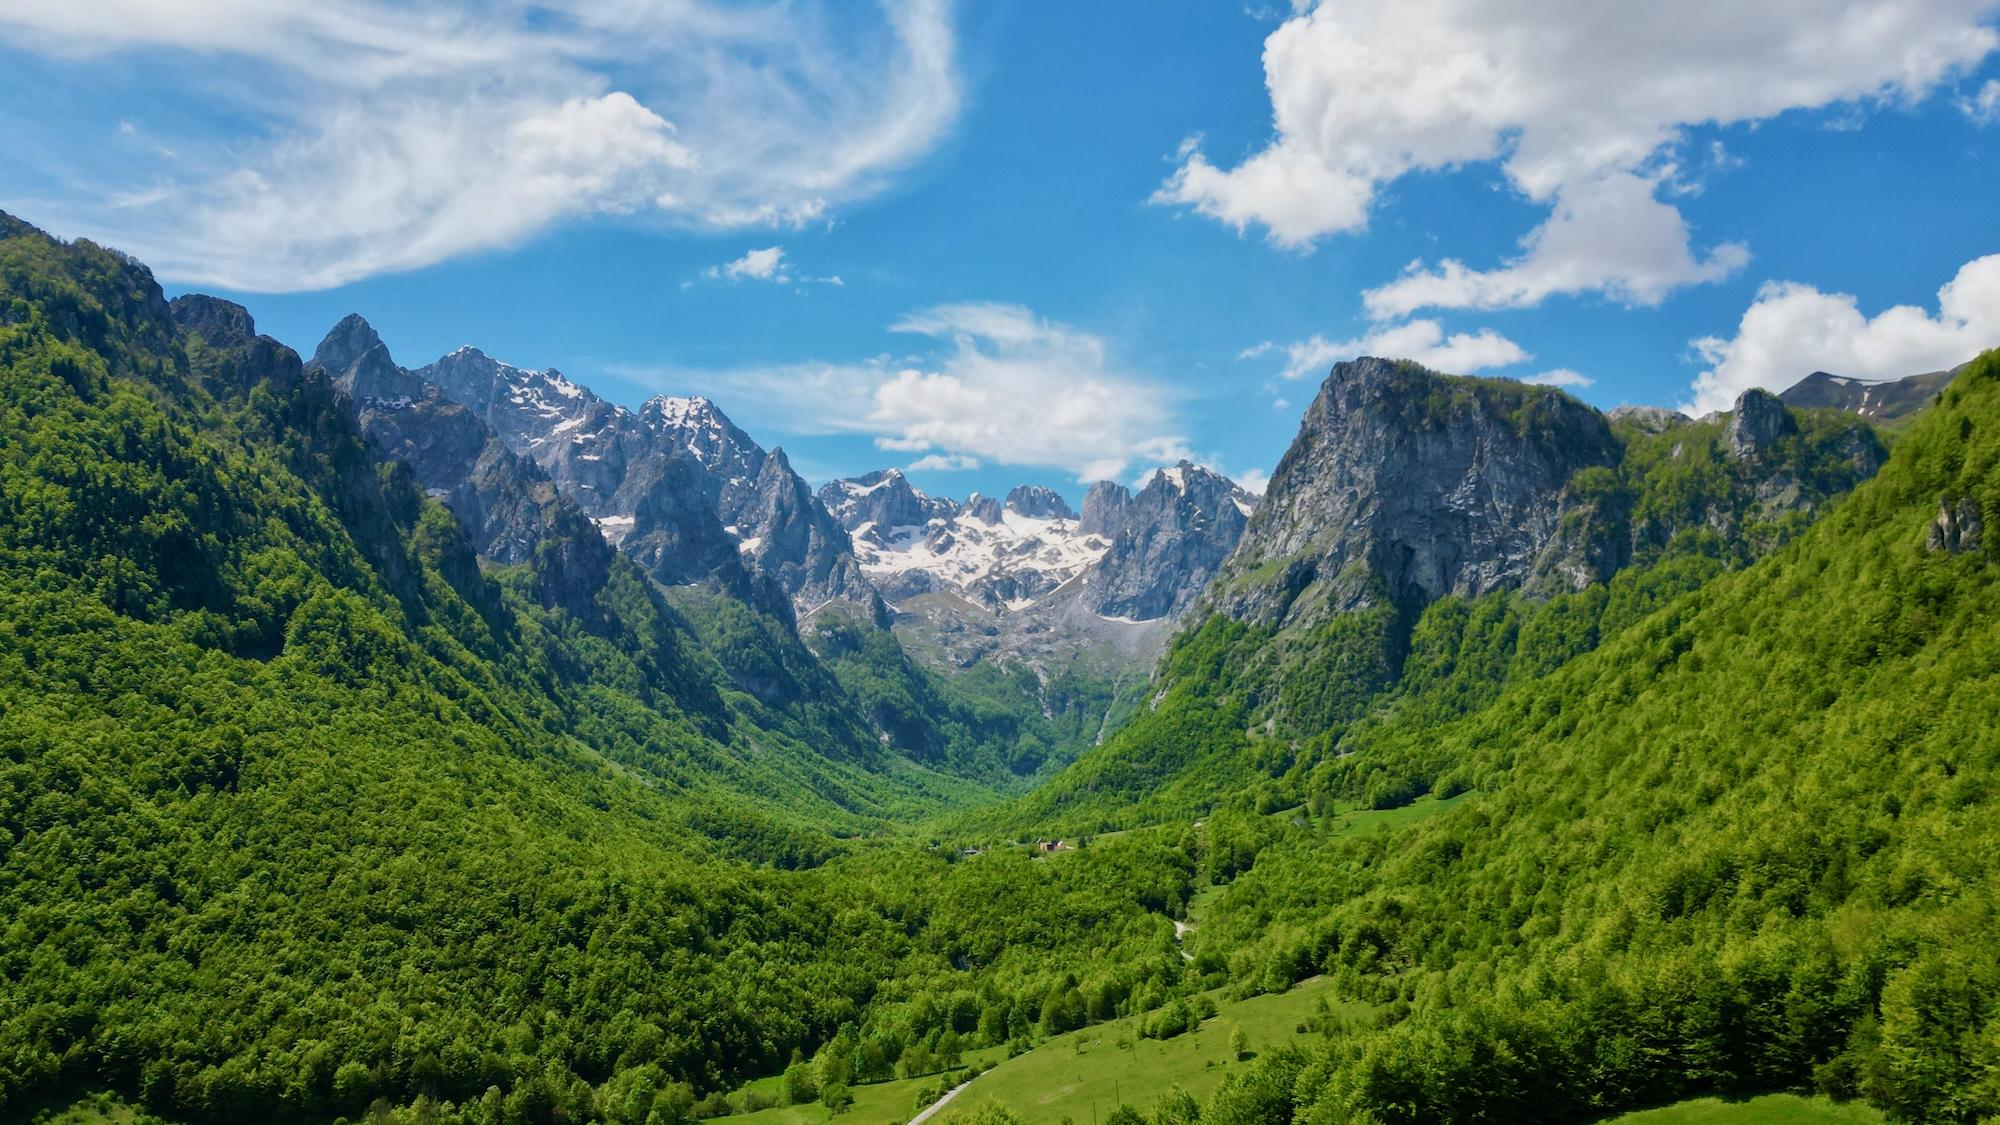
(907, 1077), (977, 1125)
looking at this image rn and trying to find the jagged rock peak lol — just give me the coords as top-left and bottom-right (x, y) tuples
(309, 314), (427, 402)
(1607, 405), (1692, 434)
(960, 493), (1004, 524)
(1210, 356), (1620, 624)
(818, 469), (953, 532)
(1005, 484), (1078, 520)
(639, 394), (761, 478)
(312, 313), (385, 373)
(1728, 388), (1797, 459)
(1078, 481), (1133, 537)
(168, 294), (257, 346)
(1086, 461), (1255, 621)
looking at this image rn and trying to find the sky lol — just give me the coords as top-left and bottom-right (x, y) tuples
(2, 0), (1998, 504)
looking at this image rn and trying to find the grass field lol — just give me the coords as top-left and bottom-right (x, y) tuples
(929, 977), (1362, 1125)
(1595, 1093), (1886, 1124)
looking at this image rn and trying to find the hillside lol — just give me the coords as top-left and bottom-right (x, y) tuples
(1002, 359), (1888, 830)
(6, 207), (1999, 1125)
(0, 216), (1205, 1121)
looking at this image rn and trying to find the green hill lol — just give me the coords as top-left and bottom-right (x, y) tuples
(5, 208), (1999, 1125)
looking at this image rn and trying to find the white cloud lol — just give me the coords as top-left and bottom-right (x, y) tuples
(1233, 467), (1271, 495)
(1964, 78), (2000, 122)
(0, 0), (960, 290)
(1521, 368), (1594, 388)
(621, 303), (1193, 483)
(1362, 171), (1750, 319)
(907, 453), (979, 471)
(1159, 0), (1997, 311)
(707, 246), (789, 282)
(871, 303), (1194, 481)
(1269, 318), (1530, 381)
(1686, 253), (2000, 413)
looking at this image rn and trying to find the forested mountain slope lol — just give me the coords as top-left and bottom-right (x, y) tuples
(1154, 348), (2000, 1123)
(1003, 358), (1889, 830)
(0, 215), (1197, 1121)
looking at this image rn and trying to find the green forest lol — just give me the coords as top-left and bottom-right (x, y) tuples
(2, 209), (1997, 1125)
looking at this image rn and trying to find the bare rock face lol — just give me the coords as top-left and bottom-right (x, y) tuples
(1078, 481), (1133, 537)
(305, 316), (615, 619)
(1608, 405), (1691, 434)
(409, 344), (877, 617)
(1085, 462), (1255, 621)
(1005, 484), (1077, 520)
(960, 494), (1004, 524)
(1729, 388), (1798, 459)
(819, 469), (955, 534)
(1929, 497), (1984, 554)
(1211, 358), (1620, 627)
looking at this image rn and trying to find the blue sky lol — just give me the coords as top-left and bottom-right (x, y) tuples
(3, 1), (1998, 504)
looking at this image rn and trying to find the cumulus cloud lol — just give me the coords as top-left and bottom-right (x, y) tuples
(623, 302), (1193, 483)
(706, 246), (789, 282)
(1268, 319), (1530, 381)
(1362, 171), (1750, 319)
(0, 0), (960, 290)
(1686, 253), (2000, 413)
(870, 303), (1195, 481)
(1233, 466), (1270, 495)
(1159, 0), (1997, 312)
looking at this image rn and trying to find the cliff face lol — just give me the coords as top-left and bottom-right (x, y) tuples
(1211, 358), (1621, 627)
(1206, 357), (1887, 632)
(408, 344), (877, 617)
(305, 315), (615, 618)
(1085, 462), (1255, 622)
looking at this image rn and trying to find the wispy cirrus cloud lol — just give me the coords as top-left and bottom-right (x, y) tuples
(0, 0), (961, 291)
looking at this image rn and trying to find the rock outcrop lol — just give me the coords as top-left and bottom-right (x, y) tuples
(1929, 496), (1984, 554)
(1211, 358), (1620, 626)
(1206, 357), (1890, 633)
(1078, 481), (1133, 538)
(1085, 462), (1255, 621)
(1005, 484), (1078, 521)
(1728, 388), (1798, 459)
(409, 344), (877, 617)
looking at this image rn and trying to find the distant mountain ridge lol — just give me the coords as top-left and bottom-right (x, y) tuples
(412, 341), (879, 619)
(1779, 362), (1966, 424)
(819, 462), (1255, 623)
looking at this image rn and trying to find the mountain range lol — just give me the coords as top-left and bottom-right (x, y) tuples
(4, 209), (1997, 1125)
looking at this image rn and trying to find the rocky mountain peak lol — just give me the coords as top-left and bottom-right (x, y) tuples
(312, 314), (427, 403)
(1779, 363), (1962, 424)
(1607, 404), (1691, 434)
(1728, 388), (1797, 458)
(960, 493), (1004, 524)
(818, 469), (954, 534)
(1085, 461), (1256, 621)
(1211, 357), (1619, 625)
(1078, 481), (1133, 537)
(1005, 484), (1078, 521)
